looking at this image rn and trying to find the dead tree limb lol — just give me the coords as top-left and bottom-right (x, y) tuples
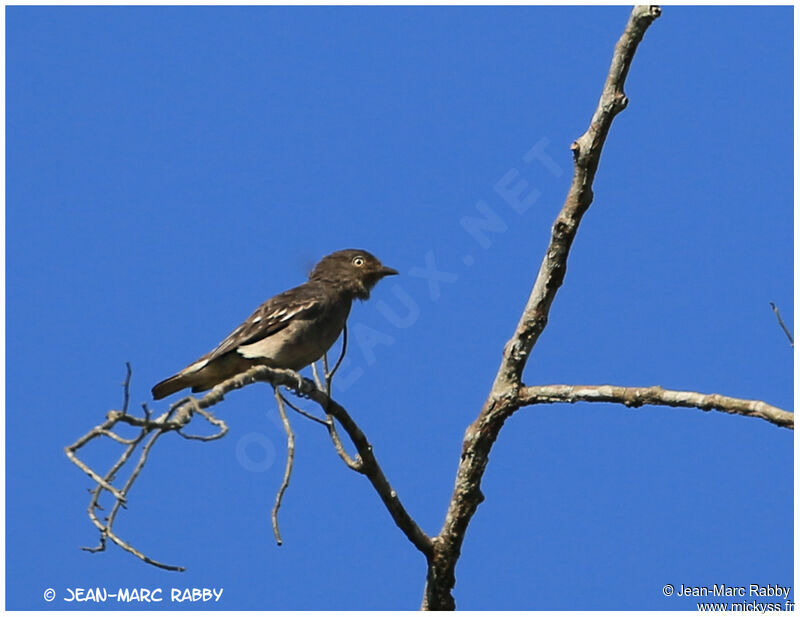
(422, 6), (663, 609)
(519, 384), (793, 429)
(67, 362), (432, 570)
(271, 388), (296, 546)
(65, 364), (228, 571)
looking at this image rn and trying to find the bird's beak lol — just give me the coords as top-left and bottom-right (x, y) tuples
(379, 266), (399, 277)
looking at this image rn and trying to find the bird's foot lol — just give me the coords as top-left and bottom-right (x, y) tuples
(283, 369), (311, 397)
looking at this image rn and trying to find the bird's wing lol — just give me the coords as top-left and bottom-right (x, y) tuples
(204, 284), (324, 364)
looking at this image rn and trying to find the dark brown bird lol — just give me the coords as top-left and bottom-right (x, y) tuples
(152, 249), (398, 400)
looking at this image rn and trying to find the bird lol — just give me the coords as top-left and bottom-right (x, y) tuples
(151, 249), (398, 400)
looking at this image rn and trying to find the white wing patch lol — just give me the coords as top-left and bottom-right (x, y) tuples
(184, 358), (209, 374)
(203, 299), (318, 364)
(237, 334), (285, 360)
(236, 300), (316, 360)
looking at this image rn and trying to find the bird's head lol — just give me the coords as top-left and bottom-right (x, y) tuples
(309, 249), (398, 300)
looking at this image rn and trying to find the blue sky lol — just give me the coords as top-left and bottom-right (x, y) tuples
(6, 5), (793, 611)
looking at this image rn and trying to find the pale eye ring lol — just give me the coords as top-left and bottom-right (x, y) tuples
(352, 256), (365, 267)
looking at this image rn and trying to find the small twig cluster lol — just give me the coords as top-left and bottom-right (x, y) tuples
(64, 363), (229, 571)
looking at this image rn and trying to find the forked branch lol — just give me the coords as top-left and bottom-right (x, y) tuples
(65, 364), (229, 571)
(423, 6), (663, 609)
(422, 5), (794, 609)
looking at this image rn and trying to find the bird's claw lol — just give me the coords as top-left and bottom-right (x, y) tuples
(284, 369), (310, 397)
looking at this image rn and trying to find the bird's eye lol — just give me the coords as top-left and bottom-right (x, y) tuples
(352, 256), (365, 267)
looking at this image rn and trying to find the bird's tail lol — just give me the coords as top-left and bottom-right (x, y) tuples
(152, 373), (189, 400)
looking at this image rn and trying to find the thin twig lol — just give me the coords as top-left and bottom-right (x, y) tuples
(280, 359), (361, 469)
(271, 387), (295, 546)
(82, 436), (144, 549)
(321, 325), (360, 467)
(279, 391), (328, 425)
(65, 417), (130, 502)
(279, 382), (361, 469)
(769, 302), (793, 347)
(122, 362), (132, 413)
(326, 324), (348, 394)
(177, 399), (230, 441)
(100, 428), (185, 571)
(325, 414), (362, 471)
(67, 365), (229, 571)
(205, 365), (433, 558)
(97, 429), (139, 445)
(81, 421), (186, 570)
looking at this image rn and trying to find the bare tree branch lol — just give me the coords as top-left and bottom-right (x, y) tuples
(422, 6), (663, 610)
(493, 8), (662, 393)
(284, 379), (433, 558)
(519, 384), (793, 429)
(68, 362), (432, 570)
(66, 367), (228, 571)
(324, 413), (363, 472)
(272, 388), (296, 545)
(275, 388), (360, 469)
(200, 365), (434, 556)
(769, 302), (793, 347)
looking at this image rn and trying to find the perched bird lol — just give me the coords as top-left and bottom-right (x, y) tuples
(152, 249), (397, 400)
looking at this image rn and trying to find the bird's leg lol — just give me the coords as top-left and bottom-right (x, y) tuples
(321, 352), (331, 395)
(311, 361), (324, 391)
